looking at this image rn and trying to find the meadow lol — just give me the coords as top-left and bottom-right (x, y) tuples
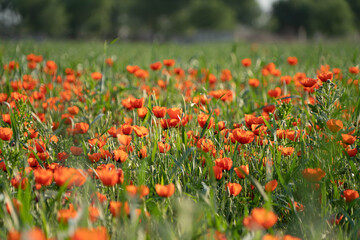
(0, 40), (359, 240)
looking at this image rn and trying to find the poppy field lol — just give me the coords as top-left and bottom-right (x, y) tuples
(0, 41), (359, 240)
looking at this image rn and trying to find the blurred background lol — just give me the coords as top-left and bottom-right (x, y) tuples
(0, 0), (359, 41)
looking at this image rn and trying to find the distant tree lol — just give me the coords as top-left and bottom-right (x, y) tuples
(346, 0), (360, 31)
(272, 0), (355, 36)
(271, 0), (314, 35)
(312, 0), (355, 36)
(13, 0), (68, 37)
(188, 0), (236, 30)
(223, 0), (261, 27)
(63, 0), (113, 38)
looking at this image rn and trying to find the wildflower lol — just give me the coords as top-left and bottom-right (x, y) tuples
(302, 168), (325, 182)
(234, 165), (249, 179)
(110, 201), (130, 217)
(150, 61), (162, 70)
(137, 107), (148, 118)
(0, 127), (13, 141)
(71, 227), (108, 240)
(215, 157), (233, 171)
(232, 129), (255, 144)
(212, 166), (223, 180)
(113, 149), (128, 163)
(163, 59), (175, 67)
(158, 142), (171, 153)
(341, 134), (356, 145)
(287, 56), (298, 66)
(91, 72), (102, 81)
(58, 204), (77, 223)
(198, 113), (214, 129)
(226, 182), (242, 196)
(318, 72), (333, 82)
(153, 106), (167, 118)
(278, 146), (294, 156)
(326, 119), (343, 132)
(70, 146), (83, 156)
(242, 58), (252, 67)
(126, 65), (140, 74)
(34, 169), (53, 187)
(97, 168), (118, 186)
(243, 207), (278, 230)
(265, 180), (278, 192)
(300, 78), (317, 88)
(133, 125), (149, 138)
(167, 107), (182, 119)
(342, 189), (359, 203)
(349, 66), (359, 74)
(155, 183), (175, 197)
(268, 87), (282, 98)
(130, 97), (144, 108)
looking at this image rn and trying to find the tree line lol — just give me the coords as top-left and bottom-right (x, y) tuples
(0, 0), (359, 39)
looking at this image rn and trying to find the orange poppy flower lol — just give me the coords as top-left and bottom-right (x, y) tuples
(221, 69), (232, 82)
(167, 107), (182, 119)
(349, 66), (359, 75)
(342, 189), (359, 203)
(138, 146), (148, 158)
(267, 87), (282, 98)
(226, 182), (242, 196)
(68, 106), (79, 115)
(241, 58), (252, 67)
(197, 113), (214, 129)
(120, 123), (133, 135)
(163, 59), (175, 67)
(232, 129), (255, 144)
(113, 149), (128, 163)
(326, 119), (343, 132)
(215, 157), (233, 171)
(287, 56), (298, 66)
(118, 134), (132, 146)
(341, 134), (356, 145)
(302, 168), (325, 182)
(74, 122), (89, 134)
(212, 166), (223, 180)
(105, 58), (113, 67)
(21, 228), (46, 240)
(300, 78), (317, 88)
(133, 125), (149, 138)
(126, 185), (149, 198)
(318, 72), (333, 82)
(346, 148), (357, 157)
(110, 201), (130, 217)
(278, 146), (294, 156)
(97, 168), (118, 186)
(155, 183), (175, 197)
(152, 106), (167, 118)
(34, 169), (53, 187)
(70, 146), (83, 156)
(134, 69), (149, 79)
(58, 204), (77, 223)
(91, 72), (102, 81)
(150, 61), (162, 70)
(265, 180), (278, 192)
(130, 97), (144, 108)
(243, 207), (278, 230)
(88, 152), (102, 163)
(288, 201), (304, 212)
(158, 142), (171, 153)
(126, 65), (140, 74)
(71, 227), (108, 240)
(137, 107), (148, 118)
(234, 165), (249, 179)
(0, 127), (13, 141)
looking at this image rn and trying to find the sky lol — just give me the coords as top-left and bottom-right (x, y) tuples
(256, 0), (277, 11)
